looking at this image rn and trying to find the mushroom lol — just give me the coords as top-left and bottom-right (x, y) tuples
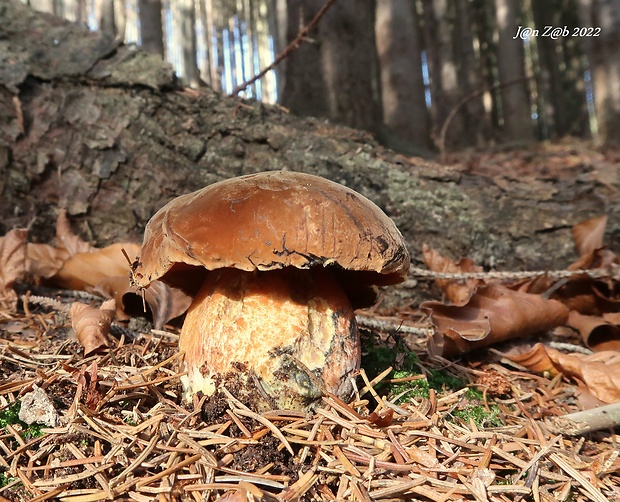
(132, 171), (410, 410)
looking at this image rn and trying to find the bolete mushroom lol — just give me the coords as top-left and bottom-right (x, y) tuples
(132, 171), (410, 410)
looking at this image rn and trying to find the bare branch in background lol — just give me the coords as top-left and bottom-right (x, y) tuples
(229, 0), (337, 97)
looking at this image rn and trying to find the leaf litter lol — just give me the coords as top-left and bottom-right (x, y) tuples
(0, 209), (618, 501)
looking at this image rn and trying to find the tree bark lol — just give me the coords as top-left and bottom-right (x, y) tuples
(281, 0), (383, 134)
(580, 0), (620, 143)
(0, 0), (618, 293)
(421, 0), (469, 149)
(172, 0), (200, 87)
(375, 0), (431, 150)
(28, 0), (54, 14)
(138, 0), (164, 57)
(532, 0), (587, 139)
(453, 0), (489, 147)
(495, 0), (534, 142)
(270, 0), (287, 99)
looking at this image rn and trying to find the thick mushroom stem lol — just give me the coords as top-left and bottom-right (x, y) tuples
(179, 267), (360, 410)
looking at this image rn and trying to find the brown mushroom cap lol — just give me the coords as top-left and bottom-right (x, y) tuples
(133, 171), (410, 301)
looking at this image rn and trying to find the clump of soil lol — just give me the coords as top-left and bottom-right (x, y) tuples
(231, 435), (297, 477)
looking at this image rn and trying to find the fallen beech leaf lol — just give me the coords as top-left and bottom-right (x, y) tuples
(0, 228), (28, 308)
(550, 248), (620, 316)
(550, 277), (606, 316)
(92, 276), (133, 321)
(138, 279), (192, 329)
(26, 242), (65, 280)
(95, 276), (192, 329)
(590, 279), (620, 312)
(604, 312), (620, 324)
(84, 361), (102, 410)
(509, 273), (553, 295)
(70, 299), (115, 356)
(53, 242), (141, 291)
(25, 211), (140, 293)
(568, 246), (618, 272)
(501, 342), (556, 373)
(423, 283), (569, 357)
(70, 362), (102, 411)
(55, 209), (95, 256)
(503, 343), (620, 403)
(422, 243), (482, 305)
(25, 210), (95, 284)
(567, 310), (620, 352)
(572, 215), (607, 257)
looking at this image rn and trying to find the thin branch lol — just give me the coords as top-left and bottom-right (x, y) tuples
(408, 265), (617, 282)
(436, 76), (533, 158)
(229, 0), (337, 97)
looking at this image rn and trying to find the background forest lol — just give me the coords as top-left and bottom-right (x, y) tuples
(22, 0), (620, 154)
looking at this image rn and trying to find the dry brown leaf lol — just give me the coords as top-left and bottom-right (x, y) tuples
(25, 210), (95, 284)
(422, 283), (569, 357)
(92, 276), (133, 321)
(25, 211), (139, 293)
(71, 362), (103, 411)
(140, 279), (193, 328)
(604, 312), (620, 324)
(550, 277), (606, 316)
(70, 299), (115, 356)
(572, 215), (607, 257)
(568, 246), (618, 272)
(55, 209), (95, 256)
(52, 242), (141, 291)
(0, 228), (28, 308)
(548, 248), (620, 316)
(503, 343), (620, 403)
(567, 310), (620, 352)
(509, 273), (554, 295)
(84, 361), (102, 410)
(422, 243), (483, 305)
(26, 242), (65, 280)
(95, 276), (192, 329)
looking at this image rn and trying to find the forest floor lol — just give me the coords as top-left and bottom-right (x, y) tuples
(0, 142), (619, 502)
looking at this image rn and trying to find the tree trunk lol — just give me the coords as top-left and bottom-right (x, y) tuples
(375, 0), (431, 150)
(172, 0), (200, 87)
(580, 0), (620, 143)
(28, 0), (54, 14)
(0, 0), (618, 295)
(270, 0), (287, 99)
(472, 0), (502, 137)
(533, 0), (587, 139)
(281, 0), (382, 134)
(453, 0), (489, 147)
(495, 0), (534, 142)
(95, 0), (118, 35)
(138, 0), (164, 57)
(421, 0), (468, 149)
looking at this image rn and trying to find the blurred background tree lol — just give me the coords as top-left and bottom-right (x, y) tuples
(22, 0), (620, 151)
